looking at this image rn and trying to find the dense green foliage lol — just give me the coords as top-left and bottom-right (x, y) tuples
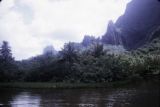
(0, 41), (19, 82)
(0, 34), (159, 83)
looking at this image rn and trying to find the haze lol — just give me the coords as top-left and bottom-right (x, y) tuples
(0, 0), (130, 60)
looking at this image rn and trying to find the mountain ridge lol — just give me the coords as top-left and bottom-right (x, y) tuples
(102, 0), (160, 50)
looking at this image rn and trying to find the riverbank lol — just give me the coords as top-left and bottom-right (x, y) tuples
(0, 76), (159, 89)
(0, 81), (136, 89)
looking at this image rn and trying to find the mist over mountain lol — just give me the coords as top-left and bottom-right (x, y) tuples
(0, 0), (159, 89)
(102, 0), (160, 50)
(61, 0), (160, 54)
(43, 46), (57, 56)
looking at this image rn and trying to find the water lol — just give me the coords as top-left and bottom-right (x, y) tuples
(0, 82), (159, 107)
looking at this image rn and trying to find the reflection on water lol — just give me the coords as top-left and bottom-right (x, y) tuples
(10, 92), (40, 107)
(0, 82), (159, 107)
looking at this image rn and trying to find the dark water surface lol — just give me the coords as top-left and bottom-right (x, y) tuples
(0, 82), (159, 107)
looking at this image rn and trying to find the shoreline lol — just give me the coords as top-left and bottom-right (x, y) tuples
(0, 81), (134, 89)
(0, 77), (158, 89)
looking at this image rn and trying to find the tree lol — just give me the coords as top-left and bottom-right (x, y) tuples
(60, 42), (78, 63)
(0, 41), (13, 61)
(0, 41), (17, 82)
(92, 42), (104, 57)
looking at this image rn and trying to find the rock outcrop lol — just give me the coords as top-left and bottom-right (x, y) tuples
(102, 21), (125, 46)
(102, 0), (160, 50)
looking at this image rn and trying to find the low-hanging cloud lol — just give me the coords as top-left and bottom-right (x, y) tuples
(0, 0), (130, 60)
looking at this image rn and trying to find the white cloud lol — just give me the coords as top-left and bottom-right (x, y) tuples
(0, 0), (130, 60)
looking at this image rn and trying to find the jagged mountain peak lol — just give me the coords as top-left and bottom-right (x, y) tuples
(102, 0), (160, 50)
(102, 20), (124, 46)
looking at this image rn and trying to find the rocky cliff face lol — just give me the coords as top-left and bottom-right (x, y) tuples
(102, 21), (125, 46)
(134, 27), (160, 55)
(102, 0), (160, 50)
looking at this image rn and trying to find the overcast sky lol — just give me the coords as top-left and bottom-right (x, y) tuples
(0, 0), (130, 60)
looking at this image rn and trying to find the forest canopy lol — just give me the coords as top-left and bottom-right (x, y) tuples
(0, 34), (159, 83)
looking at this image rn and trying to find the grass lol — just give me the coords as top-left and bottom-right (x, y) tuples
(0, 76), (158, 89)
(0, 82), (105, 89)
(0, 81), (134, 89)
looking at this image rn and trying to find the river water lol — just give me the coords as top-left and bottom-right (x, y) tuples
(0, 82), (159, 107)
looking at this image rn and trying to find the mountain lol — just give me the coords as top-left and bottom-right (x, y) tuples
(102, 0), (160, 50)
(43, 45), (57, 56)
(82, 35), (100, 47)
(135, 26), (160, 54)
(102, 21), (125, 46)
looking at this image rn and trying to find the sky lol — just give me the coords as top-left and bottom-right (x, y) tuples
(0, 0), (130, 60)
